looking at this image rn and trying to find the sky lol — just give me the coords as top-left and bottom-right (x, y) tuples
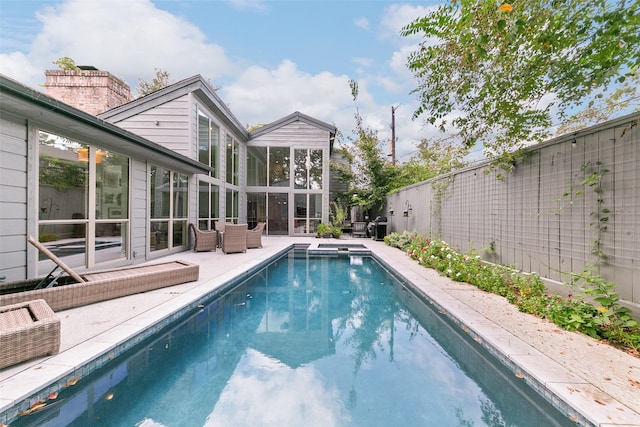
(0, 0), (448, 162)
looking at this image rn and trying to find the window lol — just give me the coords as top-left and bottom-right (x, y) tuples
(38, 131), (129, 273)
(150, 166), (188, 251)
(226, 135), (238, 185)
(198, 110), (219, 178)
(294, 148), (322, 189)
(197, 180), (219, 230)
(226, 189), (239, 223)
(294, 193), (322, 234)
(269, 147), (290, 187)
(247, 146), (267, 186)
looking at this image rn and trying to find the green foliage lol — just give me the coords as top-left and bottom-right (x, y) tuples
(330, 199), (348, 227)
(53, 57), (79, 70)
(333, 111), (393, 212)
(136, 68), (172, 98)
(387, 232), (640, 353)
(388, 136), (468, 191)
(317, 223), (329, 236)
(384, 231), (419, 250)
(402, 0), (639, 159)
(557, 69), (640, 135)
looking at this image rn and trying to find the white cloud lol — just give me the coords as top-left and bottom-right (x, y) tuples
(2, 0), (236, 89)
(224, 0), (268, 12)
(220, 59), (353, 129)
(379, 4), (438, 40)
(354, 16), (370, 31)
(0, 0), (436, 163)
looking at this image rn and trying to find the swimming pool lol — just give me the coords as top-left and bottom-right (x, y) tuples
(10, 250), (576, 426)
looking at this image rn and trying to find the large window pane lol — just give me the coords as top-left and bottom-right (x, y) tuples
(97, 151), (129, 220)
(198, 111), (219, 178)
(226, 136), (238, 185)
(95, 223), (127, 264)
(198, 112), (210, 166)
(198, 181), (219, 230)
(309, 193), (322, 219)
(173, 173), (188, 218)
(247, 192), (266, 229)
(247, 146), (267, 186)
(268, 193), (288, 235)
(269, 147), (290, 187)
(39, 133), (88, 222)
(294, 149), (307, 189)
(150, 166), (170, 219)
(309, 149), (323, 189)
(226, 189), (238, 221)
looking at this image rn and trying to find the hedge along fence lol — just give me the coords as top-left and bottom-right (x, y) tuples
(385, 112), (640, 310)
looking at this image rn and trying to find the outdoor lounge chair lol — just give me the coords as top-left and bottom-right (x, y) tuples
(189, 223), (217, 252)
(221, 224), (248, 254)
(0, 236), (199, 311)
(247, 222), (265, 249)
(0, 299), (60, 369)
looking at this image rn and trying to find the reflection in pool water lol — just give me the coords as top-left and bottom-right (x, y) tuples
(12, 251), (575, 427)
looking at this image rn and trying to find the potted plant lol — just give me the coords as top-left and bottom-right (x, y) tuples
(317, 223), (329, 238)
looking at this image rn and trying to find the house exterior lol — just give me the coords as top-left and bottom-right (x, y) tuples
(0, 71), (336, 283)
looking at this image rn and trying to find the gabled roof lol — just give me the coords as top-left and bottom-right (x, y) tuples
(249, 111), (337, 140)
(98, 75), (250, 140)
(0, 74), (209, 174)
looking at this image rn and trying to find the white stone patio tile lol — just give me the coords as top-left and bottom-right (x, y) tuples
(547, 381), (640, 426)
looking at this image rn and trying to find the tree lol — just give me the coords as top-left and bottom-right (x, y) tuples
(402, 0), (640, 159)
(135, 68), (172, 97)
(332, 111), (392, 213)
(557, 69), (640, 135)
(387, 136), (468, 191)
(53, 57), (80, 70)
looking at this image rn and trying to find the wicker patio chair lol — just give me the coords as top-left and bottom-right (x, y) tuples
(247, 222), (265, 249)
(221, 224), (248, 254)
(189, 223), (217, 252)
(0, 299), (60, 369)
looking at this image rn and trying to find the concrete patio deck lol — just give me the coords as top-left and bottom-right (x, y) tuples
(1, 236), (639, 426)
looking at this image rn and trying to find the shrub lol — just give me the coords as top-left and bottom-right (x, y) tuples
(390, 233), (640, 354)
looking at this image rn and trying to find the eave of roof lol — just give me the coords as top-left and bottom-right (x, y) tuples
(98, 75), (250, 140)
(0, 74), (209, 174)
(249, 111), (337, 140)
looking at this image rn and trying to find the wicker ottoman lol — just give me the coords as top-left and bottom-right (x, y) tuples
(0, 299), (60, 369)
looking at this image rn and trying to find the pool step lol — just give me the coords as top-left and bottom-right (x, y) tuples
(306, 242), (371, 256)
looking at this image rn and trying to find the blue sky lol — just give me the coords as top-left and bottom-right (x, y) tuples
(0, 0), (445, 162)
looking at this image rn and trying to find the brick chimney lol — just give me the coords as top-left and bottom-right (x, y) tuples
(44, 66), (131, 115)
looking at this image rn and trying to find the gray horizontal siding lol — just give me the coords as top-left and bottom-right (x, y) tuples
(0, 115), (28, 281)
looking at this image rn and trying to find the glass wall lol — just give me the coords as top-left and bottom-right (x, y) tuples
(38, 131), (129, 274)
(246, 146), (324, 236)
(150, 165), (188, 252)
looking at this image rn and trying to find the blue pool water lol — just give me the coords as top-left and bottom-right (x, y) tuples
(13, 250), (575, 426)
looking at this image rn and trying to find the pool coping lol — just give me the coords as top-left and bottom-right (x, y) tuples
(1, 239), (639, 426)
